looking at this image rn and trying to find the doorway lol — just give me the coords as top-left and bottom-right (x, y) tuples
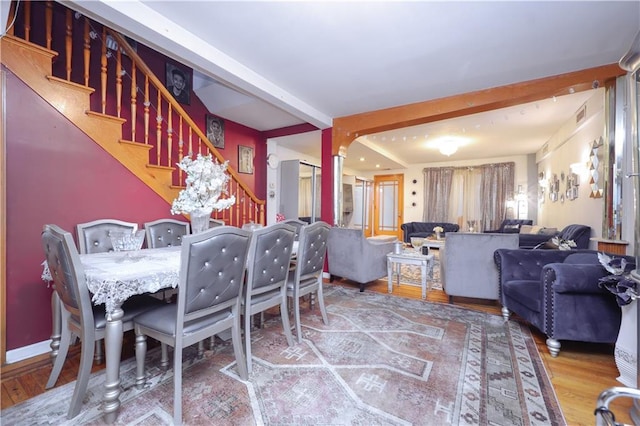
(373, 174), (403, 239)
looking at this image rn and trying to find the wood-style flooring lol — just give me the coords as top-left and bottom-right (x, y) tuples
(1, 279), (635, 425)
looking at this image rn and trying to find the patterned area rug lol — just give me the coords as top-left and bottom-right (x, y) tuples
(1, 286), (564, 425)
(400, 252), (442, 290)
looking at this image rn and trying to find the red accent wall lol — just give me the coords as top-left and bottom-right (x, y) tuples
(4, 57), (266, 349)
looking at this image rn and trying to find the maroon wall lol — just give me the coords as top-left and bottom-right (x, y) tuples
(4, 61), (266, 349)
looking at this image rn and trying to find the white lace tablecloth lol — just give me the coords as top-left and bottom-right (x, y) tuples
(43, 246), (181, 315)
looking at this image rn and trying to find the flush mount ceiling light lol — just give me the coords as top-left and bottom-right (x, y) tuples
(427, 136), (469, 157)
(439, 144), (458, 156)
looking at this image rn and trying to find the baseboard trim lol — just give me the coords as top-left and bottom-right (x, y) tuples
(6, 339), (51, 364)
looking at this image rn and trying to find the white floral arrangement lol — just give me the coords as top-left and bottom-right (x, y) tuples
(551, 236), (576, 251)
(170, 153), (236, 215)
(433, 226), (444, 233)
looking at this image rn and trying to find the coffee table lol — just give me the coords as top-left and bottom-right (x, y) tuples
(423, 238), (445, 250)
(386, 250), (435, 299)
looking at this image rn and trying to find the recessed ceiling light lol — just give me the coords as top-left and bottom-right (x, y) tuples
(375, 164), (380, 168)
(359, 157), (365, 162)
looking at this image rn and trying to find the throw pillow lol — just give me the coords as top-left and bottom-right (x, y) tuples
(519, 224), (533, 234)
(503, 224), (520, 233)
(529, 225), (543, 234)
(538, 227), (558, 235)
(564, 253), (599, 264)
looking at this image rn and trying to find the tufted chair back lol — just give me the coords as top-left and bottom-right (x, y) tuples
(282, 218), (306, 241)
(42, 224), (91, 331)
(243, 223), (296, 373)
(76, 219), (138, 254)
(144, 219), (190, 248)
(179, 227), (250, 316)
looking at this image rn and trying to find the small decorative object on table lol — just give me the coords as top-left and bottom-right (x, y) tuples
(410, 237), (425, 252)
(433, 226), (444, 239)
(110, 230), (146, 251)
(171, 153), (236, 233)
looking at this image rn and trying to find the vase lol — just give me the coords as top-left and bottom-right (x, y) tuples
(435, 231), (441, 240)
(190, 208), (212, 234)
(614, 301), (638, 387)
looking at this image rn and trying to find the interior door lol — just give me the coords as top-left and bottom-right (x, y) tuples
(353, 178), (373, 236)
(373, 174), (403, 239)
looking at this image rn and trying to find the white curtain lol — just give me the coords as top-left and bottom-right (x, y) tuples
(423, 162), (514, 230)
(299, 177), (312, 217)
(448, 167), (482, 229)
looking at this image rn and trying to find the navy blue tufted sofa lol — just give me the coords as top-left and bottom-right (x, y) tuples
(518, 224), (591, 249)
(494, 248), (634, 357)
(400, 222), (459, 243)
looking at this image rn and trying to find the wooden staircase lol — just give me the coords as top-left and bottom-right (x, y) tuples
(1, 0), (264, 226)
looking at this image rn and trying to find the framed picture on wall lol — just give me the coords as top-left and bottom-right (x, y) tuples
(238, 145), (254, 174)
(206, 115), (225, 149)
(165, 62), (191, 105)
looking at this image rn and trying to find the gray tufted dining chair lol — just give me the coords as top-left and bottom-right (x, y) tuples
(133, 226), (251, 425)
(282, 218), (306, 241)
(42, 224), (162, 419)
(243, 223), (296, 374)
(76, 218), (139, 254)
(76, 218), (140, 364)
(286, 221), (330, 343)
(144, 218), (190, 248)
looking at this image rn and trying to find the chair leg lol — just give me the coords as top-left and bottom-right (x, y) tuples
(280, 293), (294, 347)
(294, 295), (303, 343)
(316, 283), (329, 325)
(173, 346), (182, 426)
(134, 330), (147, 388)
(94, 340), (103, 365)
(46, 320), (72, 389)
(501, 306), (510, 321)
(233, 312), (248, 380)
(197, 340), (204, 359)
(244, 305), (253, 374)
(160, 343), (169, 370)
(67, 331), (96, 419)
(546, 338), (561, 357)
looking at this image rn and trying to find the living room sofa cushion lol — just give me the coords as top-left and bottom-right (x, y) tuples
(484, 219), (533, 233)
(401, 222), (459, 242)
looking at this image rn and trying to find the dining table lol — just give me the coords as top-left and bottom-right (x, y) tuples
(42, 238), (299, 423)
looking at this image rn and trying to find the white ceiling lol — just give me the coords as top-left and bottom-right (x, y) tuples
(67, 1), (640, 172)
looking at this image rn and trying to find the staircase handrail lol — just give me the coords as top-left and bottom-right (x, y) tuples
(107, 30), (263, 207)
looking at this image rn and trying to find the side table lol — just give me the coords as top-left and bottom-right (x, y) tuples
(386, 250), (435, 299)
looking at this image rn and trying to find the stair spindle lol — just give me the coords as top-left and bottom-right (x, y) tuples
(65, 9), (72, 81)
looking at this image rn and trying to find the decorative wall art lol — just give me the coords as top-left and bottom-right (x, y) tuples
(165, 62), (192, 105)
(566, 172), (580, 201)
(549, 173), (560, 202)
(206, 115), (225, 149)
(238, 145), (254, 174)
(588, 137), (604, 198)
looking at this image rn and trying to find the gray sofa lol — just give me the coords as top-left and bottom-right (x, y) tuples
(440, 232), (519, 302)
(327, 227), (396, 292)
(401, 222), (459, 243)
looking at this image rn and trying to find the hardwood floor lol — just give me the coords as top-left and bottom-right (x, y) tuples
(1, 279), (635, 425)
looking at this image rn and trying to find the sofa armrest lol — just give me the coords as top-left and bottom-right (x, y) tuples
(542, 263), (610, 294)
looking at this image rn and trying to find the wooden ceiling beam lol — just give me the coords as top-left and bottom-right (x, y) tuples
(332, 63), (625, 156)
